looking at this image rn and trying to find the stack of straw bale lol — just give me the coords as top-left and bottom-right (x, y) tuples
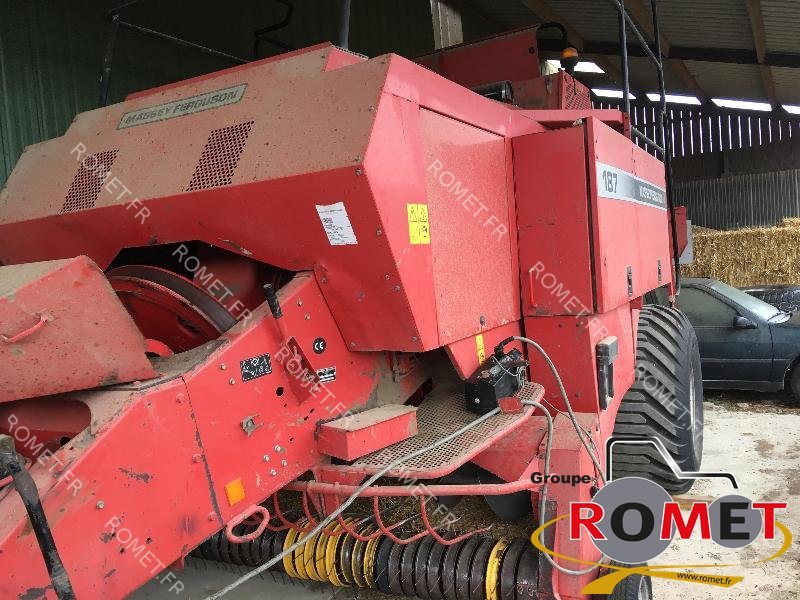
(682, 218), (800, 287)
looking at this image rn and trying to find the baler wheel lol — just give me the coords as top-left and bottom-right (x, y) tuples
(612, 305), (703, 494)
(592, 562), (652, 600)
(107, 265), (237, 353)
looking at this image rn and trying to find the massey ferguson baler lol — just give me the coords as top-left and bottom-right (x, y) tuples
(0, 34), (702, 600)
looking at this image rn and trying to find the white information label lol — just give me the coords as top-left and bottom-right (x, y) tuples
(315, 202), (358, 246)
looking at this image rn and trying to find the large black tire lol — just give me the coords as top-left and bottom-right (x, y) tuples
(593, 562), (652, 600)
(612, 305), (703, 494)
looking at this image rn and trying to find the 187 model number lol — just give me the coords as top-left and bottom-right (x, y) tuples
(601, 169), (618, 194)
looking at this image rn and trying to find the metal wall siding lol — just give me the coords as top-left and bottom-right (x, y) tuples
(676, 169), (800, 230)
(594, 99), (800, 158)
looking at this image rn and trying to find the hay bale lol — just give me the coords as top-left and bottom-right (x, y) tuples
(683, 225), (800, 287)
(780, 217), (800, 228)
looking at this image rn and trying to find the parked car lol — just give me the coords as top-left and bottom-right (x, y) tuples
(741, 284), (800, 313)
(679, 278), (800, 398)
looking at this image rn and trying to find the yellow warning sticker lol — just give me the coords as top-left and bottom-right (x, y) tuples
(476, 334), (486, 363)
(407, 203), (431, 245)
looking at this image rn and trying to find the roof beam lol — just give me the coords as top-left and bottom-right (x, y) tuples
(745, 0), (778, 105)
(521, 0), (626, 87)
(430, 0), (464, 49)
(620, 0), (707, 100)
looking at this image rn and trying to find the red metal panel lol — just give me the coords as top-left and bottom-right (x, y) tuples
(317, 405), (418, 461)
(587, 117), (672, 312)
(414, 28), (540, 89)
(674, 205), (689, 255)
(0, 382), (211, 599)
(420, 109), (516, 345)
(0, 272), (391, 598)
(514, 125), (595, 316)
(0, 256), (155, 402)
(512, 72), (592, 110)
(523, 301), (635, 414)
(444, 322), (523, 380)
(0, 48), (542, 356)
(184, 273), (384, 526)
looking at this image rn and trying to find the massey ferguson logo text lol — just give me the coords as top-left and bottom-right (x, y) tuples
(117, 83), (247, 129)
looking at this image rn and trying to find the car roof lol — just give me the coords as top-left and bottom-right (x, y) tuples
(682, 277), (713, 286)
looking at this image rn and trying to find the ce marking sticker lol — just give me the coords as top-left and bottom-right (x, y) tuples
(313, 337), (327, 354)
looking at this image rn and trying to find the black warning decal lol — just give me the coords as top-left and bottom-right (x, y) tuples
(240, 353), (272, 382)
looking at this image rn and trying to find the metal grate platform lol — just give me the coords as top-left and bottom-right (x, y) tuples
(350, 382), (543, 479)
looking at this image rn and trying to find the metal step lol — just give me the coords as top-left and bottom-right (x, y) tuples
(350, 382), (543, 479)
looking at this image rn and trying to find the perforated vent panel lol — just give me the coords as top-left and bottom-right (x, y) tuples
(565, 89), (592, 110)
(61, 150), (119, 213)
(186, 121), (254, 191)
(352, 382), (542, 478)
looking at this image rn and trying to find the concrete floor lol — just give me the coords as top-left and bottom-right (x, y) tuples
(136, 391), (800, 600)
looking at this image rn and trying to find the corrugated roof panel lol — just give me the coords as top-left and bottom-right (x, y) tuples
(647, 0), (752, 50)
(685, 61), (764, 101)
(772, 67), (800, 105)
(540, 0), (621, 43)
(628, 56), (691, 95)
(462, 0), (537, 30)
(761, 0), (800, 53)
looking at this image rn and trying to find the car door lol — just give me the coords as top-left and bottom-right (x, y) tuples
(679, 285), (773, 385)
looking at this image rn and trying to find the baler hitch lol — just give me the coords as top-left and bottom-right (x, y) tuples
(0, 435), (76, 600)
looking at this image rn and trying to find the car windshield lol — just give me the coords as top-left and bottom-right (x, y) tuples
(707, 280), (790, 323)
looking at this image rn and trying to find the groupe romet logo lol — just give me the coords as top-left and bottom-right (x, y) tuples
(531, 436), (792, 594)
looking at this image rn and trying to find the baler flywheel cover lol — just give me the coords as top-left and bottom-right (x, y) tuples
(108, 264), (237, 353)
